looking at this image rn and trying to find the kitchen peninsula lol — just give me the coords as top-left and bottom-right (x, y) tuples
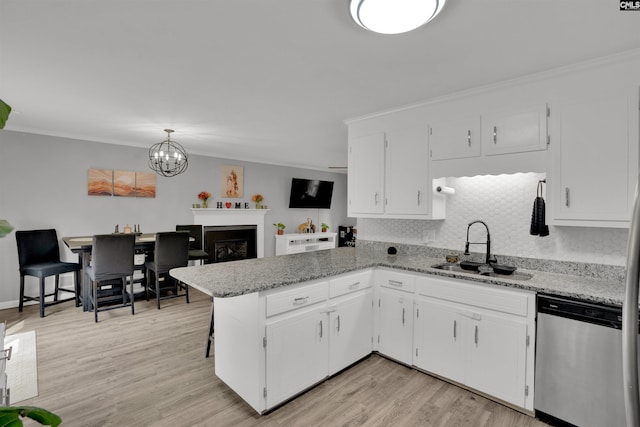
(171, 246), (625, 415)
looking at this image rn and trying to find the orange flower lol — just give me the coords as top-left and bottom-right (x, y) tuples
(251, 194), (263, 203)
(198, 191), (212, 201)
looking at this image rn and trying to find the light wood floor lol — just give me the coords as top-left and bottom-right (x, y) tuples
(1, 290), (551, 427)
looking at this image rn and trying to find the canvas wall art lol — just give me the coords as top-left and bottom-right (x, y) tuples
(114, 170), (136, 197)
(88, 168), (113, 196)
(88, 168), (156, 198)
(135, 171), (156, 198)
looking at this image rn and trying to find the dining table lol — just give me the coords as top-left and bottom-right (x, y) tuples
(62, 233), (186, 311)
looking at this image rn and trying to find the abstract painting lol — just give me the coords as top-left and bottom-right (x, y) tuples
(88, 168), (113, 196)
(221, 165), (243, 198)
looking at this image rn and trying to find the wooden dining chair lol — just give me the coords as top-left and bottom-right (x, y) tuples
(15, 229), (81, 317)
(85, 234), (136, 322)
(145, 231), (190, 309)
(176, 224), (209, 264)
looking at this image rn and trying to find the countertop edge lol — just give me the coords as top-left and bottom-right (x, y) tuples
(170, 248), (626, 306)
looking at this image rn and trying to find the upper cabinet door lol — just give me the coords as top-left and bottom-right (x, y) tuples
(551, 88), (639, 225)
(385, 126), (430, 214)
(348, 133), (385, 215)
(483, 104), (548, 156)
(429, 116), (481, 161)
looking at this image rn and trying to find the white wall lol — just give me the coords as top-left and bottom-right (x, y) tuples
(0, 131), (349, 308)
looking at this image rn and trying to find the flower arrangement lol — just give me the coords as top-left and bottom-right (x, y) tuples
(198, 191), (212, 208)
(252, 193), (264, 208)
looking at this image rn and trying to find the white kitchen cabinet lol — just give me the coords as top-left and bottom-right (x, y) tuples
(482, 104), (548, 156)
(413, 298), (465, 384)
(466, 310), (528, 406)
(385, 126), (432, 215)
(347, 113), (445, 219)
(214, 267), (535, 414)
(215, 271), (374, 413)
(348, 132), (385, 215)
(328, 289), (373, 375)
(414, 274), (535, 410)
(265, 305), (328, 408)
(550, 88), (639, 227)
(377, 287), (414, 365)
(429, 115), (481, 161)
(376, 270), (416, 366)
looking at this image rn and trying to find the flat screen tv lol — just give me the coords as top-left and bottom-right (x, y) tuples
(289, 178), (334, 209)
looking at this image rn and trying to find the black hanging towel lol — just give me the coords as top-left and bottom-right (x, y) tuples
(530, 179), (549, 237)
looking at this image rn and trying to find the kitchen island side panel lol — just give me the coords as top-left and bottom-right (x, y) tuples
(214, 292), (265, 413)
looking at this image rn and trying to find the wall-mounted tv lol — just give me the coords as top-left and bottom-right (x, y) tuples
(289, 178), (334, 209)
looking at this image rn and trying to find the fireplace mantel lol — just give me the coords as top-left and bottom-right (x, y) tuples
(191, 209), (269, 258)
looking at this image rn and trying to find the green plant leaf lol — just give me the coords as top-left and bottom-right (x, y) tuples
(0, 98), (11, 129)
(22, 407), (61, 427)
(0, 410), (21, 427)
(0, 407), (61, 427)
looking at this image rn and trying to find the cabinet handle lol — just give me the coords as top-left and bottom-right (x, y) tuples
(453, 320), (457, 339)
(374, 192), (379, 205)
(475, 325), (478, 345)
(388, 280), (403, 287)
(348, 282), (361, 289)
(565, 187), (570, 207)
(493, 126), (497, 144)
(417, 190), (421, 206)
(337, 315), (341, 333)
(467, 130), (471, 147)
(293, 296), (309, 306)
(402, 307), (406, 325)
(320, 320), (323, 338)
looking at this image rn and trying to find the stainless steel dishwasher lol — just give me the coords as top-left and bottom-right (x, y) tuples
(535, 294), (639, 427)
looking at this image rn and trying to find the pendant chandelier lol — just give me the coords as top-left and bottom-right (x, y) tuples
(148, 129), (188, 177)
(350, 0), (447, 35)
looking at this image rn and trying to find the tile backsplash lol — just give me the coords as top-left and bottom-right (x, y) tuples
(357, 172), (629, 266)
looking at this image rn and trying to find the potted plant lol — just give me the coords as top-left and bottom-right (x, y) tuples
(321, 223), (330, 232)
(273, 223), (286, 235)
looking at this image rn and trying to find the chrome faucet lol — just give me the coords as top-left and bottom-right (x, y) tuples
(464, 220), (496, 265)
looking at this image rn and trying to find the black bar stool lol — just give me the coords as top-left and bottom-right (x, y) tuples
(85, 234), (136, 322)
(16, 229), (81, 317)
(145, 231), (190, 309)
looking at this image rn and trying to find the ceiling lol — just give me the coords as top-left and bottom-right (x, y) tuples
(1, 1), (639, 172)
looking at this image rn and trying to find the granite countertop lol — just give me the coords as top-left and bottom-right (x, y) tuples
(170, 247), (627, 306)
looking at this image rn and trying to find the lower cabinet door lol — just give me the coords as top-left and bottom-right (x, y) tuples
(413, 299), (465, 384)
(466, 312), (528, 407)
(377, 287), (414, 365)
(329, 290), (373, 375)
(265, 307), (328, 408)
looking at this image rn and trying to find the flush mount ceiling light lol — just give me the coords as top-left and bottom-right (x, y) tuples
(148, 129), (189, 177)
(350, 0), (446, 34)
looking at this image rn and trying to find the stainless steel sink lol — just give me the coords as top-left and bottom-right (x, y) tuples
(431, 263), (533, 281)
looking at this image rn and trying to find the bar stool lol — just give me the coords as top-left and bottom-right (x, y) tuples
(176, 225), (209, 265)
(145, 231), (190, 309)
(16, 229), (81, 317)
(85, 234), (136, 322)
